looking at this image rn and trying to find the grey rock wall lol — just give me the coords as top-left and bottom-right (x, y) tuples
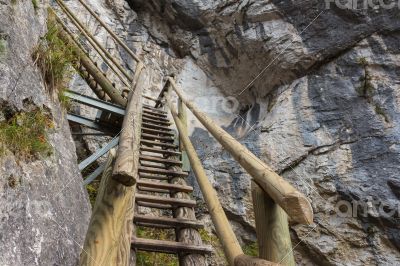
(0, 1), (91, 265)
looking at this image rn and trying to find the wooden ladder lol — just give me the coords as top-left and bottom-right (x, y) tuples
(131, 104), (212, 263)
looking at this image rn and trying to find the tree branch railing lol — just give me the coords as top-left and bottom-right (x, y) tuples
(157, 77), (314, 265)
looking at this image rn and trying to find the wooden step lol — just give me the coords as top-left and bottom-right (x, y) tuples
(143, 105), (167, 114)
(141, 139), (178, 149)
(137, 180), (193, 193)
(142, 117), (171, 126)
(140, 155), (182, 165)
(139, 166), (188, 177)
(142, 122), (172, 131)
(136, 202), (172, 209)
(140, 162), (167, 170)
(131, 238), (212, 254)
(135, 194), (196, 208)
(142, 113), (170, 122)
(139, 173), (170, 181)
(143, 109), (167, 118)
(141, 133), (175, 142)
(142, 128), (175, 137)
(134, 215), (203, 229)
(140, 146), (181, 156)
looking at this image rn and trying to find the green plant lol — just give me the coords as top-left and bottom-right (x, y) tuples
(32, 0), (38, 11)
(243, 241), (259, 257)
(33, 20), (75, 103)
(375, 104), (389, 123)
(86, 183), (99, 206)
(58, 88), (71, 110)
(356, 57), (375, 99)
(199, 229), (226, 263)
(0, 109), (53, 159)
(0, 38), (6, 59)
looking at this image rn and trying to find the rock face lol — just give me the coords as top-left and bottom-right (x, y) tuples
(0, 1), (91, 265)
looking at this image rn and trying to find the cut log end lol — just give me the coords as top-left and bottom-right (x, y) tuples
(284, 192), (314, 225)
(112, 172), (137, 187)
(234, 254), (281, 266)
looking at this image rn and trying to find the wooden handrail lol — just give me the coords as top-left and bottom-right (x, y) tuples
(165, 91), (280, 266)
(55, 0), (133, 82)
(76, 0), (142, 63)
(166, 77), (313, 225)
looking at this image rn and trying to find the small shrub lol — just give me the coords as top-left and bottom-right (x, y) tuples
(0, 109), (53, 159)
(32, 0), (38, 11)
(86, 183), (99, 206)
(199, 229), (226, 262)
(243, 241), (259, 257)
(375, 105), (389, 123)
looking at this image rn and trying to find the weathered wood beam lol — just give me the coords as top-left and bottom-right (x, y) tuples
(168, 77), (313, 225)
(112, 67), (145, 186)
(79, 149), (136, 266)
(234, 254), (280, 266)
(252, 181), (295, 265)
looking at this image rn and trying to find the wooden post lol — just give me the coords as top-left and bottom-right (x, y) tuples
(234, 254), (280, 266)
(112, 67), (145, 186)
(251, 181), (295, 266)
(178, 98), (190, 172)
(168, 78), (313, 225)
(54, 21), (127, 106)
(79, 149), (136, 266)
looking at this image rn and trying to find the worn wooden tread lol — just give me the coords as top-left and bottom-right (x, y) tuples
(140, 146), (181, 156)
(142, 127), (175, 137)
(137, 180), (193, 193)
(143, 105), (167, 114)
(142, 122), (172, 131)
(139, 166), (188, 177)
(131, 238), (212, 254)
(136, 201), (172, 209)
(139, 173), (170, 180)
(135, 194), (196, 208)
(142, 117), (171, 126)
(134, 215), (203, 229)
(141, 139), (178, 149)
(141, 133), (175, 142)
(143, 109), (167, 118)
(142, 113), (170, 122)
(140, 162), (168, 170)
(140, 155), (182, 165)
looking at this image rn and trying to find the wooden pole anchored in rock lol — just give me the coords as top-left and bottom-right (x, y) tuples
(112, 66), (145, 186)
(167, 77), (313, 225)
(252, 181), (295, 265)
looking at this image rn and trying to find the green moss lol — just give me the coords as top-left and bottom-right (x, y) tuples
(58, 88), (71, 110)
(199, 229), (226, 263)
(243, 241), (259, 257)
(33, 20), (75, 104)
(375, 105), (389, 123)
(86, 183), (98, 206)
(0, 38), (6, 59)
(32, 0), (38, 11)
(0, 109), (53, 159)
(136, 227), (178, 265)
(356, 57), (375, 99)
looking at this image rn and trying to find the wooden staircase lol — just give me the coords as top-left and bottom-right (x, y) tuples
(131, 105), (212, 262)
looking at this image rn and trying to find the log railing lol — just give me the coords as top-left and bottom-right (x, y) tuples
(157, 77), (314, 265)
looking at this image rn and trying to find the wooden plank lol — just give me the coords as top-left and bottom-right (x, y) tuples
(135, 194), (196, 208)
(252, 181), (295, 265)
(143, 104), (167, 113)
(140, 155), (181, 165)
(139, 162), (167, 170)
(143, 109), (167, 118)
(135, 202), (172, 209)
(142, 128), (175, 137)
(140, 146), (181, 156)
(169, 78), (313, 225)
(140, 139), (178, 149)
(131, 238), (212, 254)
(142, 122), (172, 131)
(139, 166), (188, 177)
(79, 150), (136, 266)
(141, 133), (175, 142)
(142, 117), (171, 126)
(142, 113), (170, 122)
(134, 215), (203, 229)
(137, 180), (193, 193)
(138, 173), (170, 181)
(112, 67), (145, 186)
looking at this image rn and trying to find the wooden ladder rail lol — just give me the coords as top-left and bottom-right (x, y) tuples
(157, 77), (313, 265)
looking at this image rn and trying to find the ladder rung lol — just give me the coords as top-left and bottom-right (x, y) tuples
(142, 117), (171, 126)
(143, 109), (167, 118)
(137, 180), (193, 193)
(135, 194), (196, 208)
(139, 166), (188, 177)
(142, 113), (170, 122)
(140, 147), (181, 156)
(141, 133), (175, 142)
(141, 139), (178, 149)
(134, 215), (203, 229)
(142, 128), (175, 137)
(136, 201), (172, 209)
(140, 155), (182, 165)
(142, 122), (172, 131)
(131, 238), (212, 254)
(143, 105), (167, 114)
(140, 162), (167, 170)
(139, 173), (170, 180)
